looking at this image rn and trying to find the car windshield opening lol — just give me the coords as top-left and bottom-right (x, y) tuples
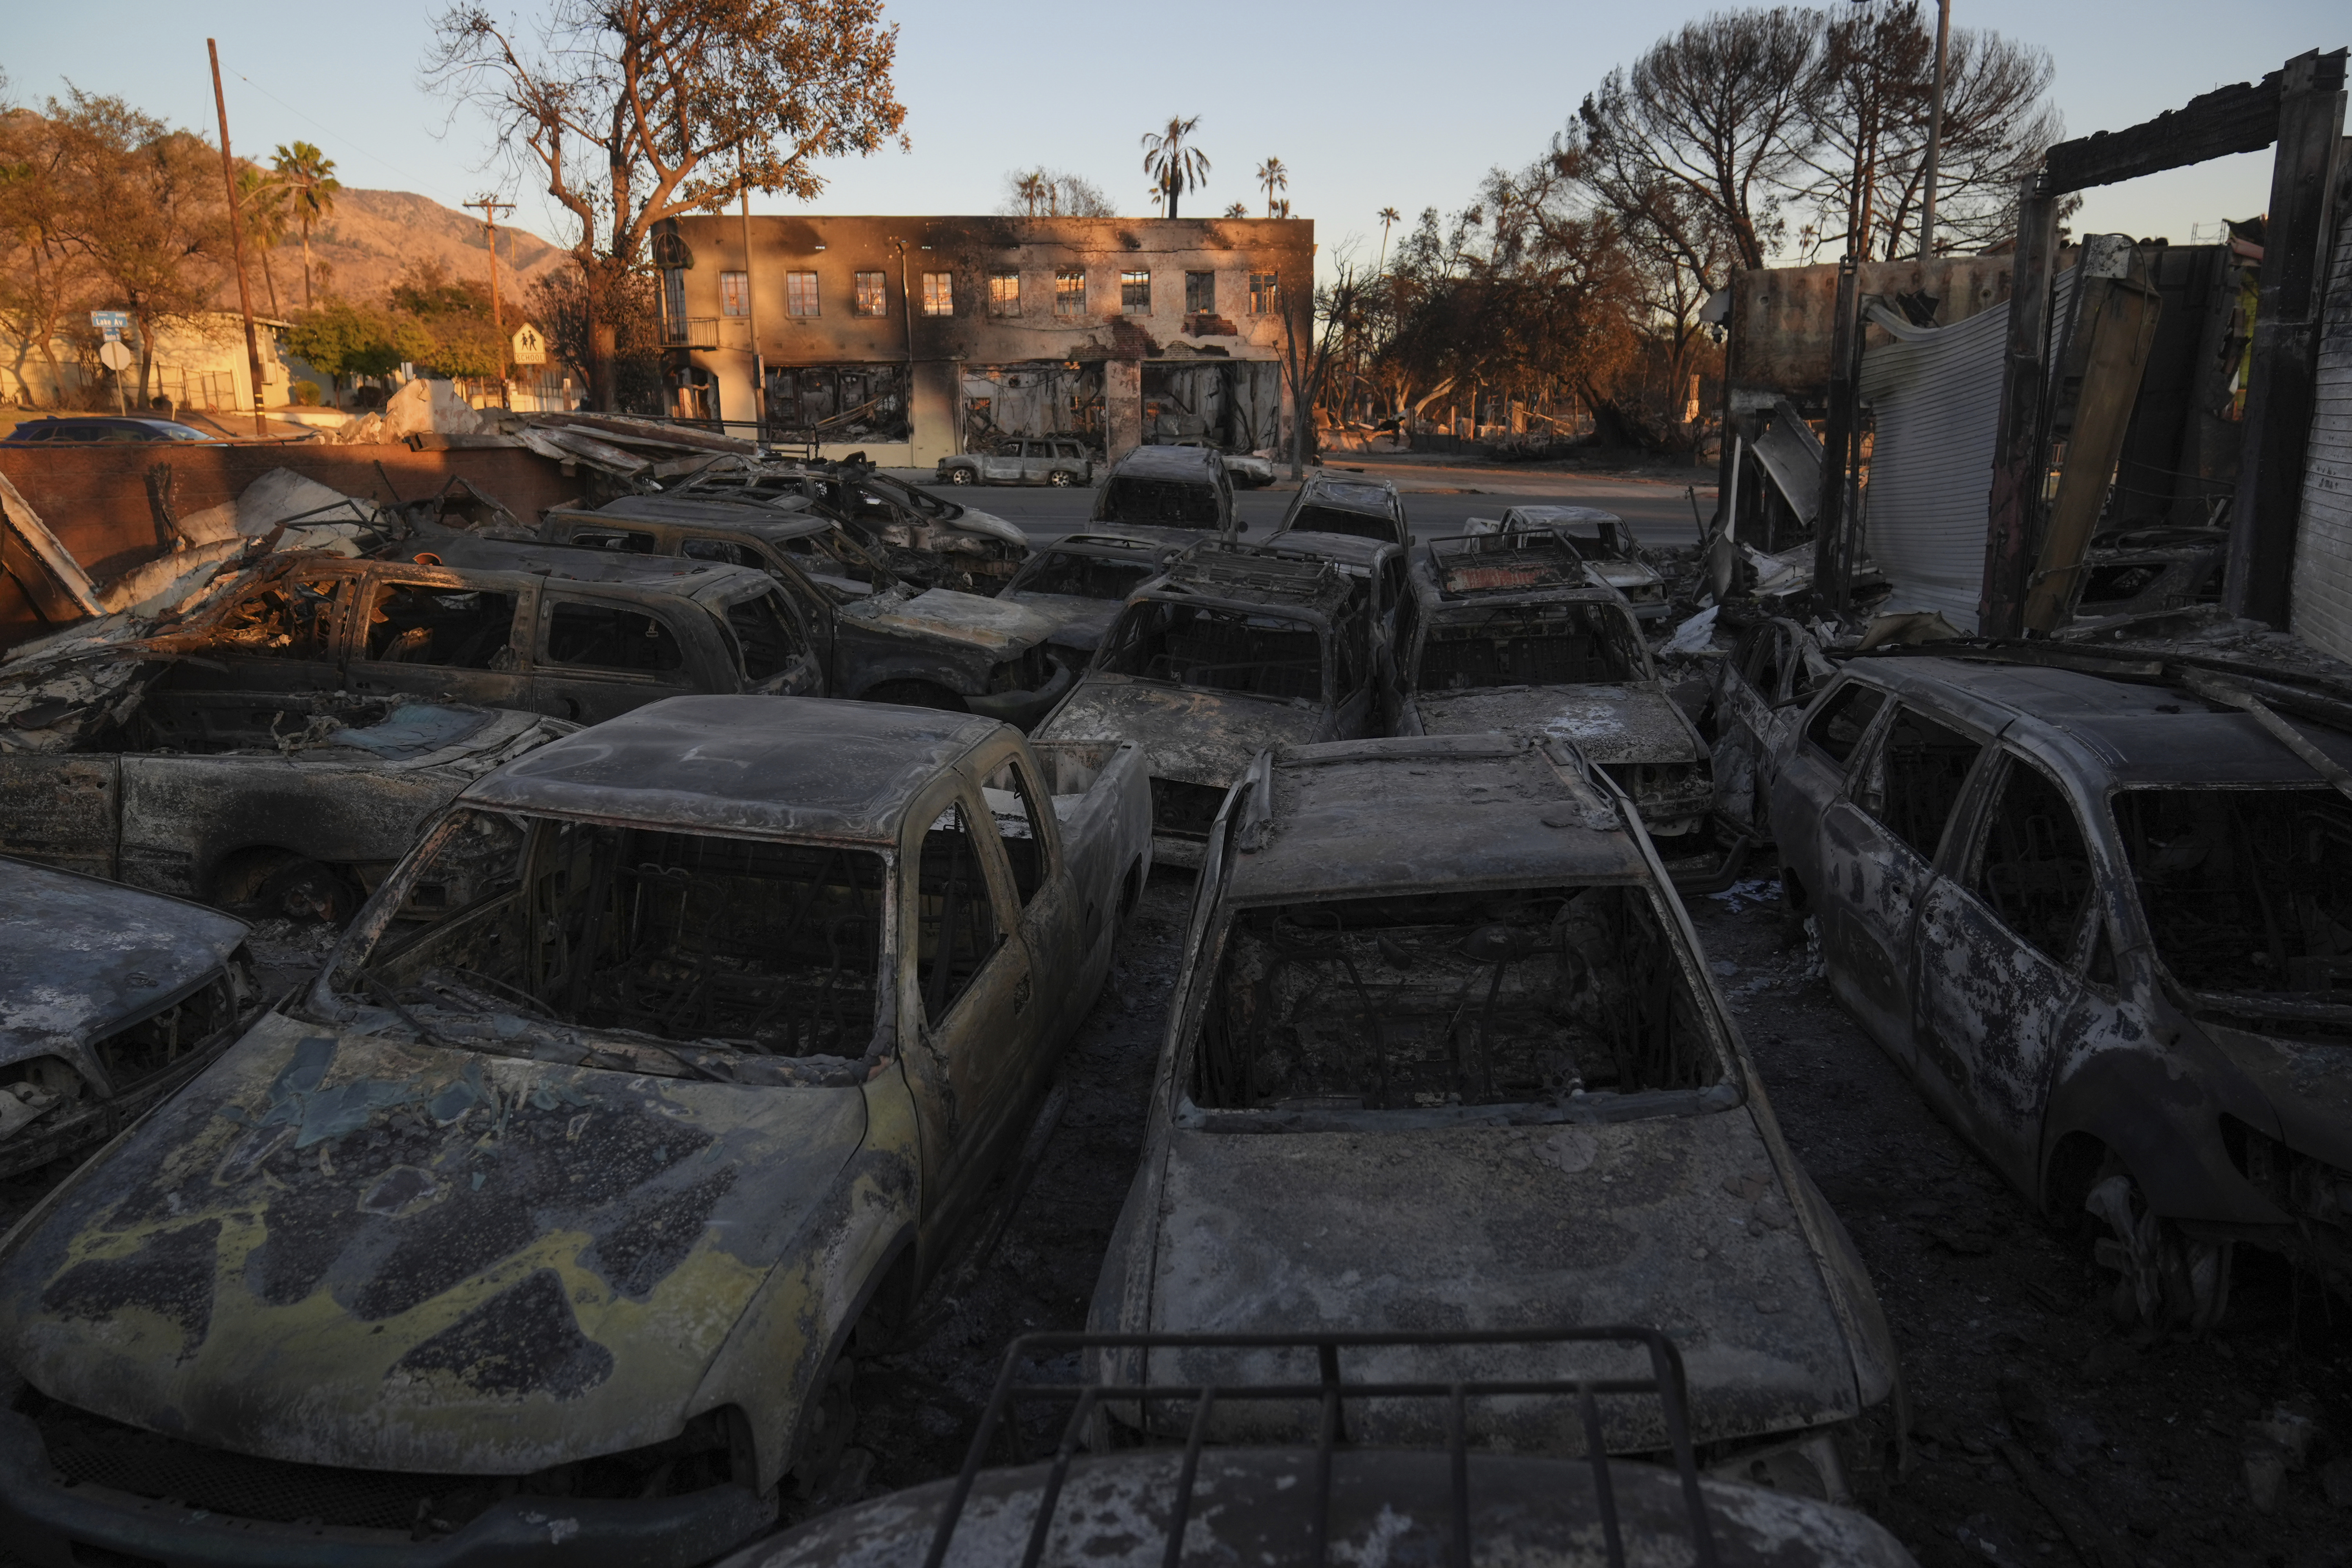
(1415, 603), (1642, 688)
(1099, 599), (1324, 700)
(346, 811), (889, 1066)
(1019, 552), (1157, 602)
(1191, 886), (1722, 1114)
(725, 590), (805, 681)
(1286, 505), (1387, 540)
(1100, 477), (1221, 527)
(2113, 786), (2352, 1001)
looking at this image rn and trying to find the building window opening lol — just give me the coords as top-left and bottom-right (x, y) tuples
(1055, 269), (1087, 317)
(785, 271), (820, 318)
(1185, 271), (1215, 313)
(719, 270), (750, 318)
(1249, 272), (1280, 314)
(1121, 270), (1151, 313)
(661, 268), (688, 338)
(922, 272), (954, 317)
(988, 271), (1022, 318)
(854, 270), (887, 318)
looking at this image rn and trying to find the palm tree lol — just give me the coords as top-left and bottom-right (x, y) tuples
(1375, 206), (1401, 274)
(1256, 157), (1288, 218)
(1222, 202), (1249, 218)
(1014, 169), (1048, 217)
(272, 141), (341, 307)
(236, 166), (290, 316)
(1139, 116), (1209, 219)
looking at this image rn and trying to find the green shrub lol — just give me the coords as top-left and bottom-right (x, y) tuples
(292, 381), (322, 407)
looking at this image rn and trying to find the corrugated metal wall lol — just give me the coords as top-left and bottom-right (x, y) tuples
(2290, 199), (2352, 661)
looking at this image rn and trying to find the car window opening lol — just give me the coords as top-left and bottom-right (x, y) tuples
(1100, 601), (1325, 701)
(1100, 476), (1221, 527)
(214, 576), (340, 659)
(918, 801), (1003, 1024)
(2114, 785), (2352, 1012)
(1416, 604), (1641, 690)
(1859, 706), (1983, 862)
(546, 602), (685, 673)
(1286, 504), (1388, 541)
(1192, 887), (1722, 1113)
(353, 812), (889, 1063)
(1972, 759), (2093, 965)
(365, 586), (518, 669)
(1806, 683), (1886, 767)
(1020, 552), (1156, 601)
(725, 592), (805, 681)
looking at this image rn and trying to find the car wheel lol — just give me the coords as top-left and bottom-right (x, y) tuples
(2085, 1166), (2231, 1333)
(255, 858), (355, 925)
(1047, 469), (1075, 487)
(944, 468), (973, 485)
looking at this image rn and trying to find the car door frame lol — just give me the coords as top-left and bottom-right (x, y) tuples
(526, 586), (706, 724)
(343, 566), (535, 709)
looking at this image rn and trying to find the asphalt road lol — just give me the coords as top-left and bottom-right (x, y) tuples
(884, 456), (1720, 551)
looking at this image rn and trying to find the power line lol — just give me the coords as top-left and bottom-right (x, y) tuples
(230, 70), (446, 194)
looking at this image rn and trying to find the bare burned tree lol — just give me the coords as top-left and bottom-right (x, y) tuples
(424, 0), (906, 411)
(1275, 257), (1370, 478)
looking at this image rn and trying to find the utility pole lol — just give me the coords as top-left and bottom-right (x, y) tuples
(739, 179), (766, 439)
(206, 39), (269, 438)
(464, 196), (516, 385)
(1919, 0), (1952, 259)
(892, 236), (914, 456)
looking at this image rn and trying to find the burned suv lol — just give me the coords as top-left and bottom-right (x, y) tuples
(1397, 531), (1713, 843)
(672, 457), (1031, 593)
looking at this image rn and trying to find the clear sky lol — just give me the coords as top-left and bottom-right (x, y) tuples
(4, 1), (2341, 267)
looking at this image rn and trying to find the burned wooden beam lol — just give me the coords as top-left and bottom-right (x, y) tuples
(2044, 70), (2291, 194)
(1979, 176), (2063, 638)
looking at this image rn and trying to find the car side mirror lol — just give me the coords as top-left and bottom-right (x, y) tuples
(1235, 520), (1250, 533)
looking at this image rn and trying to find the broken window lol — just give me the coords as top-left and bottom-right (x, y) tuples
(1017, 549), (1157, 602)
(681, 537), (761, 568)
(1857, 705), (1984, 862)
(1192, 885), (1723, 1113)
(989, 271), (1022, 317)
(1412, 603), (1642, 690)
(571, 528), (657, 553)
(1121, 270), (1151, 313)
(1099, 600), (1326, 702)
(719, 270), (750, 318)
(922, 272), (954, 317)
(1055, 269), (1087, 316)
(918, 801), (1005, 1025)
(979, 758), (1050, 904)
(351, 811), (890, 1059)
(1805, 681), (1886, 767)
(853, 270), (887, 317)
(211, 573), (343, 659)
(661, 269), (687, 338)
(723, 591), (804, 682)
(2113, 786), (2352, 997)
(1185, 271), (1215, 313)
(361, 583), (518, 668)
(1099, 476), (1221, 527)
(1249, 272), (1279, 314)
(544, 601), (685, 674)
(786, 271), (820, 318)
(1972, 756), (2094, 965)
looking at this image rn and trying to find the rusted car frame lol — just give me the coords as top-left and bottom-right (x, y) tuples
(0, 696), (1152, 1568)
(1088, 734), (1902, 1502)
(1770, 655), (2352, 1329)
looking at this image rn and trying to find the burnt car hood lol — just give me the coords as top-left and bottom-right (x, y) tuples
(1000, 592), (1120, 653)
(1410, 683), (1699, 765)
(1140, 1113), (1862, 1450)
(0, 1012), (870, 1474)
(0, 858), (247, 1072)
(840, 586), (1054, 657)
(1039, 679), (1333, 787)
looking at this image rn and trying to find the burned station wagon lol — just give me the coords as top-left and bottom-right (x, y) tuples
(1035, 540), (1384, 858)
(1088, 735), (1900, 1500)
(0, 696), (1152, 1568)
(1397, 531), (1714, 844)
(0, 857), (259, 1181)
(1771, 656), (2352, 1331)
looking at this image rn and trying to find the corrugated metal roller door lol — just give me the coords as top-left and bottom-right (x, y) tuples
(2290, 201), (2352, 662)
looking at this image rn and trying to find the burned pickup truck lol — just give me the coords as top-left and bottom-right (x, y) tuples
(1090, 735), (1901, 1501)
(0, 695), (1152, 1568)
(1397, 531), (1714, 845)
(673, 456), (1030, 593)
(1035, 540), (1384, 858)
(1771, 655), (2352, 1330)
(0, 857), (259, 1180)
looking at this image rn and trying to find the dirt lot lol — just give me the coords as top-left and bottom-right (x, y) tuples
(5, 860), (2347, 1567)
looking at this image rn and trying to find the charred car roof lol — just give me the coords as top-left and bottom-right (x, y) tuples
(1840, 655), (2352, 787)
(0, 856), (248, 1061)
(1252, 531), (1395, 573)
(463, 694), (1003, 844)
(1107, 445), (1225, 482)
(1229, 735), (1645, 902)
(405, 534), (779, 602)
(1502, 504), (1626, 530)
(1295, 476), (1401, 513)
(1413, 534), (1614, 606)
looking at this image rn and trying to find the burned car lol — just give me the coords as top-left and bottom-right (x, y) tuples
(0, 700), (571, 922)
(999, 529), (1194, 664)
(1088, 735), (1901, 1500)
(1035, 541), (1384, 858)
(676, 458), (1030, 593)
(0, 857), (259, 1181)
(1496, 505), (1669, 622)
(538, 495), (1070, 726)
(1088, 443), (1238, 536)
(0, 696), (1152, 1568)
(724, 1328), (1917, 1568)
(1397, 531), (1715, 844)
(1272, 472), (1410, 547)
(1706, 615), (1836, 837)
(934, 435), (1094, 488)
(1770, 656), (2352, 1329)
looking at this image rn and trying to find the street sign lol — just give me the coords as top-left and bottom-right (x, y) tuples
(97, 341), (133, 372)
(89, 310), (131, 341)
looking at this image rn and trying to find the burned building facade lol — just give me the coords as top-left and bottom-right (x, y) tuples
(650, 214), (1314, 467)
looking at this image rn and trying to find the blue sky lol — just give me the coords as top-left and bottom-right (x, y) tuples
(5, 2), (2340, 266)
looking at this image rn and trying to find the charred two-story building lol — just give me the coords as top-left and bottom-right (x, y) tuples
(650, 214), (1313, 469)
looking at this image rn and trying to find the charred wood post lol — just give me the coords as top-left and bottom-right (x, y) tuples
(1979, 174), (2061, 639)
(2226, 49), (2348, 626)
(1813, 257), (1862, 613)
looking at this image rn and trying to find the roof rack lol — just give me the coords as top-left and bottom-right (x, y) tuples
(920, 1326), (1721, 1568)
(1163, 540), (1349, 605)
(1425, 529), (1596, 600)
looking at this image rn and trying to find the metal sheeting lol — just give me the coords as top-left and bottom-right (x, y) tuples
(2290, 201), (2352, 663)
(1859, 272), (2078, 632)
(1749, 399), (1824, 527)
